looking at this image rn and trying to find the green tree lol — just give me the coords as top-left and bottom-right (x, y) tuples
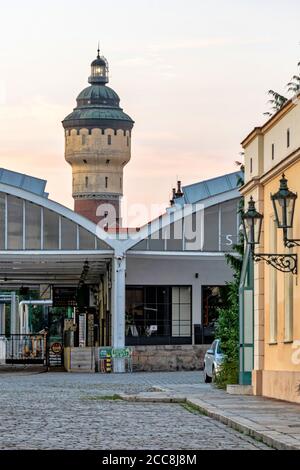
(264, 90), (288, 117)
(287, 62), (300, 94)
(264, 59), (300, 116)
(214, 165), (244, 388)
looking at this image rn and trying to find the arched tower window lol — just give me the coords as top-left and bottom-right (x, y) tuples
(85, 176), (88, 188)
(108, 135), (111, 145)
(105, 177), (108, 188)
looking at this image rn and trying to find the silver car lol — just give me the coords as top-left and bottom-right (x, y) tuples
(203, 339), (224, 383)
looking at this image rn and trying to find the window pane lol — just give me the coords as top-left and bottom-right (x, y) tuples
(180, 286), (191, 304)
(221, 200), (238, 252)
(145, 286), (158, 304)
(43, 208), (59, 250)
(180, 303), (191, 320)
(79, 227), (95, 250)
(202, 286), (227, 344)
(166, 222), (183, 251)
(7, 195), (23, 249)
(129, 239), (148, 250)
(171, 286), (191, 337)
(203, 205), (219, 251)
(25, 201), (41, 249)
(157, 287), (169, 304)
(180, 325), (191, 336)
(0, 193), (5, 249)
(148, 230), (165, 251)
(172, 287), (180, 303)
(61, 217), (77, 250)
(96, 238), (111, 250)
(172, 304), (180, 320)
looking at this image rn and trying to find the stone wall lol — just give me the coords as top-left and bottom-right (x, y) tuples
(131, 345), (209, 372)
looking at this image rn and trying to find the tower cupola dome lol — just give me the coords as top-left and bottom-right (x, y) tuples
(62, 47), (134, 228)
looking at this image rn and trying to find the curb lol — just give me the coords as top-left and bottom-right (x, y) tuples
(185, 397), (299, 450)
(119, 389), (300, 450)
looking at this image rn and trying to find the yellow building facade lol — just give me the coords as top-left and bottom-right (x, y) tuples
(241, 93), (300, 403)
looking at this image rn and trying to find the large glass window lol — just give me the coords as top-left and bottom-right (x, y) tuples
(220, 200), (238, 252)
(79, 227), (95, 250)
(202, 286), (228, 344)
(125, 286), (192, 345)
(203, 205), (219, 251)
(172, 287), (192, 337)
(43, 208), (59, 250)
(25, 201), (41, 249)
(61, 217), (77, 250)
(7, 195), (23, 249)
(166, 222), (183, 251)
(0, 192), (111, 251)
(148, 229), (165, 251)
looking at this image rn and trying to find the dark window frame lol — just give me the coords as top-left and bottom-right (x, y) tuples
(201, 285), (228, 344)
(125, 285), (192, 345)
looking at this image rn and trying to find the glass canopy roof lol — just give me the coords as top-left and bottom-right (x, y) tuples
(0, 193), (110, 251)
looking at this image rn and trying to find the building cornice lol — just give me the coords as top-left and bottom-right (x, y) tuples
(240, 147), (300, 194)
(241, 94), (300, 148)
(240, 177), (262, 195)
(260, 147), (300, 185)
(241, 127), (263, 148)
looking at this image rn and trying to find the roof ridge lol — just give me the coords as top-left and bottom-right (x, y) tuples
(183, 170), (241, 190)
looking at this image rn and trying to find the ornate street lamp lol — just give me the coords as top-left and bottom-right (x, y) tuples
(242, 197), (297, 274)
(242, 197), (263, 247)
(271, 174), (300, 248)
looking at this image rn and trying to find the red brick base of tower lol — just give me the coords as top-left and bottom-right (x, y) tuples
(74, 198), (120, 226)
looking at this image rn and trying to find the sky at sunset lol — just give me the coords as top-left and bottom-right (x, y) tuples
(0, 0), (299, 225)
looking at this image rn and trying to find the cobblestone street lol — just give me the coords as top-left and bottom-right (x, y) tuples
(0, 371), (269, 449)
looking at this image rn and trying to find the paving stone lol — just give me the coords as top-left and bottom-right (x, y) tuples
(0, 371), (269, 449)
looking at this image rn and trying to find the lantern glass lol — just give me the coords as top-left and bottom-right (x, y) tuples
(92, 64), (106, 77)
(242, 197), (263, 246)
(271, 175), (297, 229)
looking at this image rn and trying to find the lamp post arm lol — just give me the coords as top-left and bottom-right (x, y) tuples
(252, 250), (297, 275)
(284, 238), (300, 248)
(282, 227), (300, 248)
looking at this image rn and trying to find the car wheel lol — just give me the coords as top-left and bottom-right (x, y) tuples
(204, 372), (212, 383)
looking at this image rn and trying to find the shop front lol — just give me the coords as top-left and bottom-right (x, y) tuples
(125, 285), (192, 345)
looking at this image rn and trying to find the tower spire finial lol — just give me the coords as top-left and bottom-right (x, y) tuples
(97, 41), (100, 58)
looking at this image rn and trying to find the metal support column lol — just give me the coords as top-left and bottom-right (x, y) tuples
(0, 304), (5, 335)
(111, 253), (126, 373)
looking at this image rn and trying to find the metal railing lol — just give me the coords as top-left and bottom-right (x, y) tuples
(2, 334), (46, 364)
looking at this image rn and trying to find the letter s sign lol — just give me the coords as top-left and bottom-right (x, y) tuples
(225, 235), (233, 246)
